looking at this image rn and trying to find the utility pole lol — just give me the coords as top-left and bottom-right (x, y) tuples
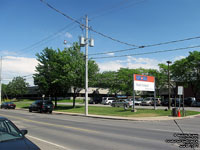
(167, 61), (172, 110)
(79, 15), (94, 116)
(0, 57), (2, 105)
(85, 15), (89, 116)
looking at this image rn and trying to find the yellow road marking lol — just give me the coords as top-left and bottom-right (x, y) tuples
(0, 113), (99, 134)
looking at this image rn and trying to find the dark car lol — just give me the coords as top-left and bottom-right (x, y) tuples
(29, 100), (54, 113)
(184, 97), (196, 106)
(0, 116), (40, 150)
(1, 102), (16, 109)
(162, 98), (182, 107)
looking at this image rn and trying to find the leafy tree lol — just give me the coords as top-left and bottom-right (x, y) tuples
(6, 77), (29, 98)
(1, 84), (9, 100)
(60, 43), (99, 108)
(171, 51), (200, 98)
(34, 43), (99, 108)
(34, 48), (68, 107)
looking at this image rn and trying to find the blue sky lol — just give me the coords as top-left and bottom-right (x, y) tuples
(1, 0), (200, 85)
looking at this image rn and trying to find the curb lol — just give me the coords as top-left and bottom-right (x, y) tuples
(15, 107), (200, 121)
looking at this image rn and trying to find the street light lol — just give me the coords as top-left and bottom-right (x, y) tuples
(166, 61), (172, 110)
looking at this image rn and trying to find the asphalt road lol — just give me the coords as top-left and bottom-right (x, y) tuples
(0, 109), (199, 150)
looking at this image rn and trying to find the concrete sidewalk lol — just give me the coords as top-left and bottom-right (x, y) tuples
(52, 110), (200, 121)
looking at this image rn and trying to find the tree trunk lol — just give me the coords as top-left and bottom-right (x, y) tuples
(54, 96), (57, 108)
(73, 88), (76, 108)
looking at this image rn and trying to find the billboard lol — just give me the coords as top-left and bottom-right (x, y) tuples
(133, 74), (155, 91)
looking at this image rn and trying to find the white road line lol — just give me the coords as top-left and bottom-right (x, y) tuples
(27, 135), (70, 150)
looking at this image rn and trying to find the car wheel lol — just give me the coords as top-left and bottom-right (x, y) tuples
(113, 104), (115, 107)
(124, 104), (128, 110)
(29, 108), (32, 112)
(108, 102), (111, 105)
(49, 111), (52, 114)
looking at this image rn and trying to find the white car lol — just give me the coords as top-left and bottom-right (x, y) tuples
(101, 97), (115, 105)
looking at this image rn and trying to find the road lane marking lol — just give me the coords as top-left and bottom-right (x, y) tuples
(0, 113), (99, 134)
(27, 135), (69, 150)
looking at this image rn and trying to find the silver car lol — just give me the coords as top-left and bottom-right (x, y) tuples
(141, 97), (154, 106)
(111, 99), (133, 110)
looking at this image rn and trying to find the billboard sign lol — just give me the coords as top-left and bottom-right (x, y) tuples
(133, 74), (155, 91)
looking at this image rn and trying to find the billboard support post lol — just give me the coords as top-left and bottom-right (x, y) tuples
(154, 77), (156, 110)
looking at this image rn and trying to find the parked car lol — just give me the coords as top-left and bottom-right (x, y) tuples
(141, 97), (154, 106)
(191, 101), (200, 107)
(0, 116), (40, 150)
(29, 100), (54, 113)
(150, 98), (161, 106)
(133, 98), (143, 105)
(162, 98), (182, 107)
(184, 97), (196, 106)
(89, 97), (102, 104)
(1, 102), (16, 109)
(161, 98), (175, 106)
(111, 99), (133, 110)
(101, 97), (115, 105)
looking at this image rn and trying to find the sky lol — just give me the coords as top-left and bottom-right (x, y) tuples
(1, 0), (200, 86)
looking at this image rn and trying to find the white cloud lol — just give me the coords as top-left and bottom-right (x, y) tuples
(2, 56), (38, 86)
(97, 56), (160, 72)
(173, 56), (185, 61)
(0, 50), (17, 56)
(107, 53), (115, 56)
(65, 32), (73, 39)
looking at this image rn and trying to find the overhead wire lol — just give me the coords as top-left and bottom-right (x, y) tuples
(40, 0), (138, 47)
(89, 35), (200, 56)
(40, 0), (200, 56)
(89, 0), (147, 20)
(16, 23), (78, 56)
(90, 45), (200, 59)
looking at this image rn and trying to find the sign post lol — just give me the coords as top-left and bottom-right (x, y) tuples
(132, 74), (156, 112)
(178, 86), (184, 116)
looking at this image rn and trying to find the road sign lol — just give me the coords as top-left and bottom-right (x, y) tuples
(178, 86), (183, 95)
(133, 74), (155, 91)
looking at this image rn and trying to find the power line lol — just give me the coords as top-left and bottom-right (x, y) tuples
(90, 0), (146, 20)
(89, 35), (200, 56)
(15, 22), (77, 56)
(40, 0), (138, 47)
(90, 45), (200, 59)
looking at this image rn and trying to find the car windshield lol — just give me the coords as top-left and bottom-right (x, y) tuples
(44, 101), (53, 105)
(144, 98), (151, 101)
(0, 120), (23, 142)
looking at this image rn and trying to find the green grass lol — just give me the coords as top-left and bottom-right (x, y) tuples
(14, 100), (200, 117)
(54, 105), (200, 117)
(57, 99), (84, 103)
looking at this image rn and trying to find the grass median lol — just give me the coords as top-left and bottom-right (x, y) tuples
(53, 105), (200, 117)
(14, 100), (200, 117)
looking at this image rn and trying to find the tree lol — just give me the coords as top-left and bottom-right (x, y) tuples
(34, 43), (99, 108)
(2, 84), (9, 100)
(34, 47), (68, 108)
(6, 77), (29, 99)
(171, 51), (200, 98)
(59, 43), (99, 108)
